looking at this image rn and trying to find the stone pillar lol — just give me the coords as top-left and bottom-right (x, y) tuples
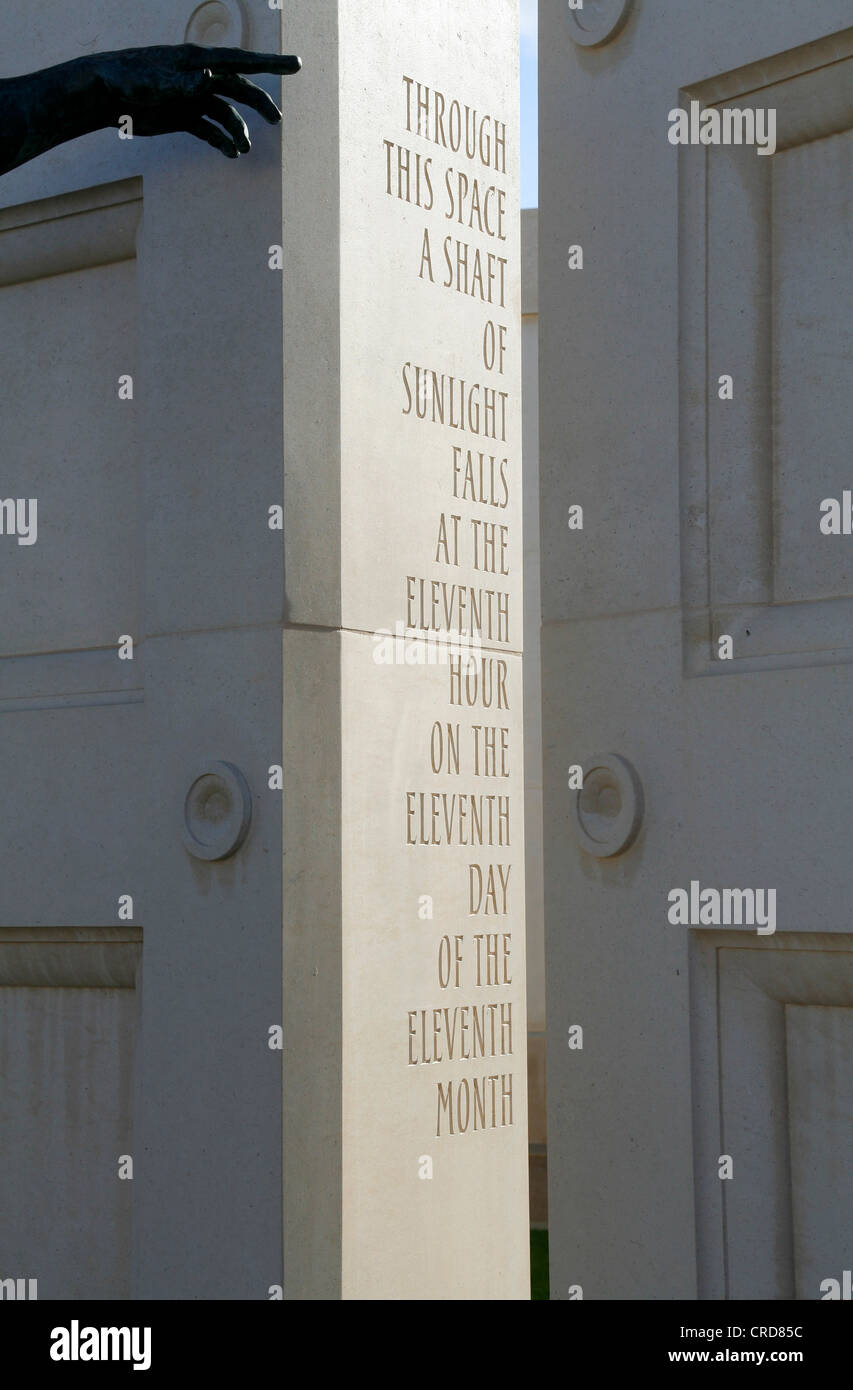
(282, 0), (528, 1299)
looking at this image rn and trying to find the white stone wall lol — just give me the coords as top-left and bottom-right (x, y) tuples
(540, 0), (853, 1300)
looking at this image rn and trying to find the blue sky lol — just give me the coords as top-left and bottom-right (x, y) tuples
(521, 0), (538, 208)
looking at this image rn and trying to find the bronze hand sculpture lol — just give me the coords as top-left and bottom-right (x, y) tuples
(0, 44), (301, 177)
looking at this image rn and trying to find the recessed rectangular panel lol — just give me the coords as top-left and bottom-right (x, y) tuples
(0, 978), (137, 1299)
(716, 951), (793, 1300)
(772, 129), (853, 603)
(680, 39), (853, 673)
(0, 258), (138, 657)
(692, 935), (853, 1300)
(786, 1004), (853, 1300)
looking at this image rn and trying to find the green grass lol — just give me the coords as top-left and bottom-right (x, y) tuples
(530, 1228), (549, 1300)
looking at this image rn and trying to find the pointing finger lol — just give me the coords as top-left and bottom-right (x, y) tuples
(200, 49), (302, 76)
